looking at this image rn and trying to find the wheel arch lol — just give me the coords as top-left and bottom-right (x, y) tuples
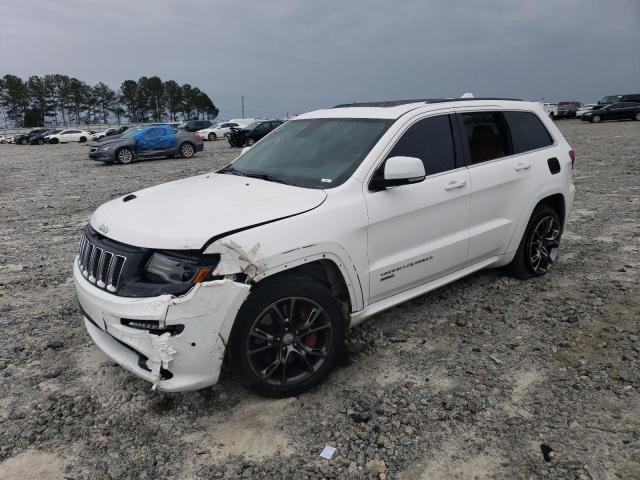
(506, 190), (567, 254)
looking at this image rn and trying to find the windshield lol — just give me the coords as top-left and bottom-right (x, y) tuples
(599, 95), (621, 105)
(221, 118), (391, 188)
(243, 122), (261, 130)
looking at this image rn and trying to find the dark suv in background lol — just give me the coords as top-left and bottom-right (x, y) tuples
(177, 120), (212, 132)
(227, 120), (284, 147)
(581, 102), (640, 123)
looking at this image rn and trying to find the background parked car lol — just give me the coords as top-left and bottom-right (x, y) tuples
(177, 119), (212, 132)
(581, 102), (640, 123)
(0, 135), (7, 144)
(91, 128), (120, 141)
(197, 121), (247, 141)
(88, 124), (203, 164)
(46, 129), (93, 144)
(576, 104), (598, 118)
(14, 128), (49, 145)
(227, 120), (284, 147)
(30, 129), (62, 145)
(555, 101), (582, 119)
(542, 102), (558, 119)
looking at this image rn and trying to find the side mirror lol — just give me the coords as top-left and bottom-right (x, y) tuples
(372, 156), (426, 191)
(241, 146), (252, 155)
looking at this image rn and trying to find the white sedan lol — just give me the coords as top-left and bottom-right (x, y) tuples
(91, 128), (120, 141)
(46, 129), (93, 144)
(197, 121), (243, 141)
(576, 104), (598, 118)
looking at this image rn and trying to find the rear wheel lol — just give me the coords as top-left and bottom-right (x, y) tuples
(116, 147), (133, 164)
(507, 205), (562, 279)
(208, 132), (217, 141)
(180, 142), (195, 158)
(634, 112), (640, 121)
(79, 136), (87, 143)
(228, 275), (346, 397)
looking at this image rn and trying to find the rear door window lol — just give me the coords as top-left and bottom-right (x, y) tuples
(460, 112), (512, 164)
(387, 114), (457, 175)
(503, 111), (553, 154)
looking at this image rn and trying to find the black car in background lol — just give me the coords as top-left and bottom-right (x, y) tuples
(555, 101), (582, 119)
(14, 127), (49, 145)
(30, 129), (62, 145)
(581, 102), (640, 123)
(227, 120), (284, 147)
(177, 120), (212, 132)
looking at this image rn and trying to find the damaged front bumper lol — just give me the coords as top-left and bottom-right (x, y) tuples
(73, 258), (250, 392)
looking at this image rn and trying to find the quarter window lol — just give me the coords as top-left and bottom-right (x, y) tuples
(503, 111), (553, 154)
(387, 115), (457, 175)
(461, 112), (512, 164)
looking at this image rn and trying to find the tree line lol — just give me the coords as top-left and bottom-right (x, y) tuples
(0, 74), (219, 128)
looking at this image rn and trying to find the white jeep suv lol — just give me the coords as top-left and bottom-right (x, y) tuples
(74, 98), (575, 396)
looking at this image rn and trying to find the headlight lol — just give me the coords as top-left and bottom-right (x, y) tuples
(100, 145), (111, 151)
(145, 252), (218, 285)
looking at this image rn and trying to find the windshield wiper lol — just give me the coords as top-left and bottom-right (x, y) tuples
(220, 165), (246, 176)
(244, 172), (289, 185)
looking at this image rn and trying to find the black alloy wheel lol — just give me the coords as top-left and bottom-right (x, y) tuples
(229, 276), (345, 397)
(527, 215), (561, 275)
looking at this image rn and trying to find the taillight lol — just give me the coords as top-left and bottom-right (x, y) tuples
(195, 132), (202, 140)
(569, 149), (575, 168)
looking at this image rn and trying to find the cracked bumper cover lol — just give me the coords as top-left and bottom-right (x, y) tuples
(73, 258), (250, 392)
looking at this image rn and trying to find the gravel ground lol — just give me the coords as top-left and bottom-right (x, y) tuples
(0, 120), (638, 480)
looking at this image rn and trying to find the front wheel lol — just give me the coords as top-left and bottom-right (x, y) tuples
(37, 139), (45, 145)
(116, 147), (133, 164)
(634, 112), (640, 121)
(245, 138), (255, 147)
(208, 132), (217, 141)
(591, 115), (601, 123)
(228, 276), (346, 397)
(49, 138), (59, 144)
(180, 142), (195, 158)
(507, 205), (562, 279)
(19, 138), (28, 145)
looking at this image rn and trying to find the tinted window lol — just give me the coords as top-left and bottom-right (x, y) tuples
(503, 111), (553, 153)
(387, 115), (456, 175)
(461, 112), (511, 164)
(226, 118), (391, 188)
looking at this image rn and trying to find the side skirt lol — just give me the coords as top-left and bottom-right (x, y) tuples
(349, 255), (508, 327)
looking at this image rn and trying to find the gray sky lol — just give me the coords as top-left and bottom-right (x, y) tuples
(1, 0), (639, 119)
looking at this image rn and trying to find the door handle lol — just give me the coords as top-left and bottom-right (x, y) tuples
(444, 180), (467, 191)
(514, 162), (531, 171)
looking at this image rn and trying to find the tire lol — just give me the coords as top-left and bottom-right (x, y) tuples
(245, 138), (255, 147)
(180, 142), (195, 158)
(591, 115), (601, 123)
(37, 139), (44, 145)
(228, 275), (346, 397)
(49, 138), (59, 144)
(19, 138), (28, 145)
(634, 112), (640, 121)
(116, 147), (133, 164)
(549, 112), (555, 120)
(79, 136), (87, 143)
(208, 132), (217, 141)
(506, 205), (562, 280)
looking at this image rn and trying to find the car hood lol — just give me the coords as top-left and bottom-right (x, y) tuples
(89, 136), (127, 147)
(90, 173), (327, 250)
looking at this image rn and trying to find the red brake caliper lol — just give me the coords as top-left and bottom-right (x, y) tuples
(299, 307), (318, 348)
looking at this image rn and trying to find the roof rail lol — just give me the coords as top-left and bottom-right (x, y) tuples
(332, 97), (524, 108)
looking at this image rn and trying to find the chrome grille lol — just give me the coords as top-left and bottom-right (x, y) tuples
(78, 233), (126, 292)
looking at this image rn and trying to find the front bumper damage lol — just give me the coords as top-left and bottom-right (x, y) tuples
(73, 258), (250, 391)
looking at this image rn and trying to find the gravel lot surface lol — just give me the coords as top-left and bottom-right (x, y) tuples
(0, 120), (638, 479)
